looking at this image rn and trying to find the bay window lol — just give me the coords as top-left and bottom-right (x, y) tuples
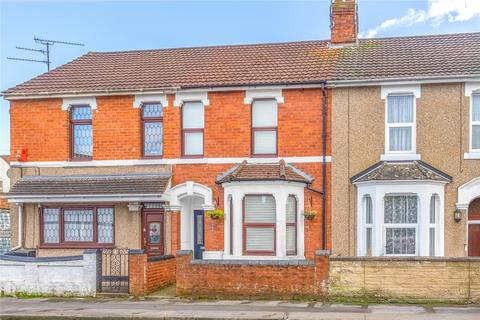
(41, 206), (114, 247)
(142, 103), (163, 158)
(286, 195), (297, 256)
(384, 195), (418, 255)
(182, 102), (204, 157)
(252, 99), (278, 156)
(243, 195), (276, 255)
(471, 94), (480, 151)
(70, 105), (93, 160)
(364, 195), (373, 256)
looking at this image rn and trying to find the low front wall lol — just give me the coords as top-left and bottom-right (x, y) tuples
(129, 251), (176, 296)
(176, 250), (330, 299)
(0, 250), (97, 296)
(330, 257), (480, 302)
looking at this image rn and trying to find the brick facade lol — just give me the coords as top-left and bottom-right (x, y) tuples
(129, 252), (176, 296)
(176, 251), (330, 299)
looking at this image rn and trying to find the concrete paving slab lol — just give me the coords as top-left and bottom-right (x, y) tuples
(433, 306), (480, 314)
(368, 304), (427, 313)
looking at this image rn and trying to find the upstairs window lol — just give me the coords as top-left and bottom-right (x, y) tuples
(70, 105), (93, 160)
(386, 95), (415, 153)
(471, 94), (480, 151)
(182, 102), (204, 157)
(142, 103), (163, 158)
(252, 99), (278, 156)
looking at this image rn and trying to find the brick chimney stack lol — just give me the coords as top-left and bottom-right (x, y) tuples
(330, 0), (358, 46)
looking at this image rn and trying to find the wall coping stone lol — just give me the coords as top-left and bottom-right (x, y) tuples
(191, 259), (314, 266)
(176, 250), (193, 256)
(315, 250), (331, 256)
(0, 254), (83, 263)
(147, 254), (175, 262)
(129, 249), (145, 255)
(330, 256), (480, 262)
(83, 249), (100, 254)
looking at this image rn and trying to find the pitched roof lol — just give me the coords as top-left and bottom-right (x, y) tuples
(3, 32), (479, 97)
(216, 160), (313, 184)
(350, 160), (452, 184)
(8, 174), (171, 196)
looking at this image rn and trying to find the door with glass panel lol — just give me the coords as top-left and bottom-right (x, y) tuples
(193, 210), (205, 259)
(142, 206), (164, 256)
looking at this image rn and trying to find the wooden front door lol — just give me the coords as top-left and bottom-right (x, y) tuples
(468, 224), (480, 257)
(468, 198), (480, 257)
(142, 207), (165, 256)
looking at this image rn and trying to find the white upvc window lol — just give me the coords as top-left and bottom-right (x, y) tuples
(182, 101), (204, 157)
(364, 195), (373, 256)
(429, 194), (438, 257)
(385, 94), (416, 154)
(470, 94), (480, 152)
(252, 99), (278, 156)
(384, 195), (418, 256)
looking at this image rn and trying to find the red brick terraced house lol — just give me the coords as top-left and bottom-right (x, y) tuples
(2, 0), (480, 299)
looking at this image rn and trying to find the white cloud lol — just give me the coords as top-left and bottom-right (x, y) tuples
(360, 0), (480, 38)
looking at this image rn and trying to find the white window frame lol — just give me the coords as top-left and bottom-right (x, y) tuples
(470, 93), (480, 153)
(383, 194), (419, 257)
(363, 195), (374, 256)
(221, 181), (305, 260)
(355, 181), (446, 257)
(380, 84), (421, 161)
(384, 94), (417, 155)
(429, 194), (439, 257)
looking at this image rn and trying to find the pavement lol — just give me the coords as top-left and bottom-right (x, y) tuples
(1, 297), (480, 320)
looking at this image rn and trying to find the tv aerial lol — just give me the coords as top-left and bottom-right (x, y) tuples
(7, 37), (84, 71)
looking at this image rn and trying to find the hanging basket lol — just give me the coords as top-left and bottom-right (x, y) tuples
(205, 209), (225, 220)
(304, 210), (318, 221)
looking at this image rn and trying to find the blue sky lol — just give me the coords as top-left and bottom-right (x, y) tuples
(1, 0), (479, 155)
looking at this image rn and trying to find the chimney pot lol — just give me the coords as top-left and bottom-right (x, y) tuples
(330, 0), (358, 46)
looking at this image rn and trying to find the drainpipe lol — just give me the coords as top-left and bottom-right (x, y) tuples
(321, 83), (327, 250)
(11, 203), (23, 250)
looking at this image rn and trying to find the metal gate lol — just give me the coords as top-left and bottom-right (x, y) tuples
(99, 249), (129, 293)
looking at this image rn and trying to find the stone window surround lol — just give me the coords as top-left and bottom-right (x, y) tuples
(355, 180), (445, 257)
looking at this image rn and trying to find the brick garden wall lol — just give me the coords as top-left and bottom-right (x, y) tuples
(176, 250), (330, 299)
(330, 257), (480, 302)
(129, 252), (176, 296)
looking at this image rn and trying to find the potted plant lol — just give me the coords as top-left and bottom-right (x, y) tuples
(304, 209), (317, 221)
(205, 209), (225, 220)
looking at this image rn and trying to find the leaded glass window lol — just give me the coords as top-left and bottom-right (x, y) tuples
(71, 106), (93, 160)
(97, 208), (114, 243)
(142, 103), (163, 157)
(384, 195), (418, 255)
(64, 209), (94, 242)
(0, 211), (11, 254)
(43, 208), (60, 243)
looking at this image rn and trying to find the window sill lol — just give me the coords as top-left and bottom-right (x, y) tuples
(39, 243), (114, 249)
(464, 152), (480, 160)
(380, 153), (421, 161)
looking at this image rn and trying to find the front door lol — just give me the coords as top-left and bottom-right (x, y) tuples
(142, 207), (164, 256)
(468, 224), (480, 256)
(193, 210), (205, 259)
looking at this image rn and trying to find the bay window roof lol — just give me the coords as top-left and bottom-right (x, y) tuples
(351, 160), (452, 184)
(216, 160), (313, 184)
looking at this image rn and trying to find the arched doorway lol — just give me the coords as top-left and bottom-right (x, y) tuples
(168, 181), (214, 259)
(468, 198), (480, 257)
